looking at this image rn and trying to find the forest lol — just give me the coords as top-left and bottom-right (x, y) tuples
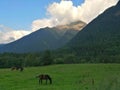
(0, 48), (119, 68)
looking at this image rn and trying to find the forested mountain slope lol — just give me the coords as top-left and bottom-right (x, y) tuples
(65, 1), (120, 63)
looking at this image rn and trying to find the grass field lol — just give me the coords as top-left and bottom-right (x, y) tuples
(0, 64), (119, 90)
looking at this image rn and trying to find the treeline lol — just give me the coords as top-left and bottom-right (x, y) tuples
(0, 48), (120, 68)
(0, 50), (82, 68)
(0, 51), (53, 68)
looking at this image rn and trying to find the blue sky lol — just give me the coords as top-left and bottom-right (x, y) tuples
(0, 0), (84, 30)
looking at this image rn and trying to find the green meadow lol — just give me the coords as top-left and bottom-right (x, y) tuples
(0, 64), (119, 90)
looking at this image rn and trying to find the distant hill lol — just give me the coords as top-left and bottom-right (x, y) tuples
(0, 21), (86, 53)
(65, 1), (120, 63)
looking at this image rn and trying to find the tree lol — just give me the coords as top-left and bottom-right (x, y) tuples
(41, 50), (53, 65)
(64, 54), (77, 64)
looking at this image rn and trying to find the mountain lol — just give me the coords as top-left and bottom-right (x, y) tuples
(54, 21), (86, 47)
(0, 44), (4, 48)
(0, 21), (86, 53)
(66, 1), (120, 62)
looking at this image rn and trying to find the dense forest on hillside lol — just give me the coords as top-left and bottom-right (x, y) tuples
(0, 49), (119, 68)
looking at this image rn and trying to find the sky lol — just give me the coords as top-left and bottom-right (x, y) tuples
(0, 0), (84, 30)
(0, 0), (119, 44)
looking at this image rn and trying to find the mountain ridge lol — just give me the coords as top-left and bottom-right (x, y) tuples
(0, 21), (86, 53)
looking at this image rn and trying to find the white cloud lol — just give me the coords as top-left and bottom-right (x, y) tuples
(0, 25), (30, 44)
(78, 0), (119, 23)
(32, 0), (118, 31)
(32, 18), (57, 31)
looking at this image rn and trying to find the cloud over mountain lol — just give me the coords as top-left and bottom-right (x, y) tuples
(32, 0), (118, 31)
(0, 25), (30, 44)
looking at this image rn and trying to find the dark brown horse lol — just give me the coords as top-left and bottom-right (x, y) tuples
(11, 66), (24, 72)
(36, 74), (52, 84)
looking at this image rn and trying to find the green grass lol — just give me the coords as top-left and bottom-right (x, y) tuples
(0, 64), (120, 90)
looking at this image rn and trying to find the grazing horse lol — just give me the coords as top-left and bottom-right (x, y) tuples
(36, 74), (52, 84)
(11, 66), (24, 72)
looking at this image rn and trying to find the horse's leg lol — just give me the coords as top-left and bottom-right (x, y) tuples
(39, 79), (41, 84)
(46, 79), (47, 84)
(41, 79), (43, 84)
